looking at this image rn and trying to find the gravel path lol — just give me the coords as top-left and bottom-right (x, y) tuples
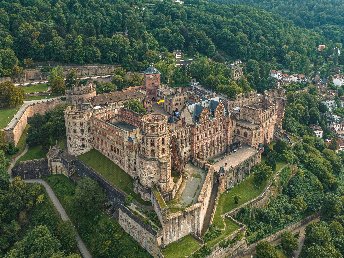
(7, 149), (92, 258)
(25, 179), (92, 258)
(7, 145), (28, 175)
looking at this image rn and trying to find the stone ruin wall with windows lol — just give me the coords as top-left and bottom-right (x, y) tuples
(63, 67), (286, 252)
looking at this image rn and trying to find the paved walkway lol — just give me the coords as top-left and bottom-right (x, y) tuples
(7, 145), (28, 175)
(25, 179), (92, 258)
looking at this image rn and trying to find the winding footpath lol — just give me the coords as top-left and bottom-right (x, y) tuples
(7, 145), (28, 174)
(7, 148), (92, 258)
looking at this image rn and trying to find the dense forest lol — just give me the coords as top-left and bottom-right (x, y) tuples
(216, 0), (344, 48)
(0, 0), (330, 79)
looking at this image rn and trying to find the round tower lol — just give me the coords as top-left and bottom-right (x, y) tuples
(65, 104), (93, 156)
(137, 113), (173, 193)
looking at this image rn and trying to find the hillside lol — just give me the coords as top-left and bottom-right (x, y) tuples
(215, 0), (344, 46)
(0, 0), (328, 78)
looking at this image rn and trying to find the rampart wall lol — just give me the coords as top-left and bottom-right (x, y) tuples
(118, 206), (162, 257)
(2, 98), (64, 145)
(12, 159), (49, 179)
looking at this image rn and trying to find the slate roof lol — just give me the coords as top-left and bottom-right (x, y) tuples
(144, 65), (160, 74)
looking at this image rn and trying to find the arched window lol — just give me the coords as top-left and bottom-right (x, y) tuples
(244, 132), (248, 138)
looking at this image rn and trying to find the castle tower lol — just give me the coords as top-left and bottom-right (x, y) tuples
(144, 65), (160, 101)
(65, 104), (93, 156)
(65, 81), (96, 105)
(137, 113), (173, 194)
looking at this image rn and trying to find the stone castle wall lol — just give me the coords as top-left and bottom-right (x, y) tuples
(118, 206), (162, 257)
(162, 204), (202, 246)
(2, 98), (64, 146)
(74, 160), (126, 204)
(7, 65), (118, 84)
(12, 159), (50, 179)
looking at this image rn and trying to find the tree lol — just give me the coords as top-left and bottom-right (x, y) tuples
(27, 105), (66, 149)
(234, 195), (241, 204)
(49, 66), (65, 95)
(4, 225), (62, 258)
(256, 241), (278, 258)
(65, 69), (78, 90)
(281, 231), (298, 256)
(253, 163), (273, 186)
(73, 178), (106, 217)
(0, 150), (9, 190)
(124, 100), (147, 114)
(274, 139), (289, 154)
(321, 194), (343, 221)
(56, 221), (77, 254)
(0, 82), (24, 108)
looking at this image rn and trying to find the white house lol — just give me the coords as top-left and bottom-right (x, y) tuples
(311, 125), (323, 138)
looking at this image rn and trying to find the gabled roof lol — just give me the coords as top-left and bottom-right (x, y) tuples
(144, 65), (160, 74)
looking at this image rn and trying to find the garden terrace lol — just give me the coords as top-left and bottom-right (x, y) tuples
(162, 234), (201, 258)
(0, 107), (19, 129)
(213, 175), (268, 229)
(78, 149), (148, 205)
(22, 83), (49, 94)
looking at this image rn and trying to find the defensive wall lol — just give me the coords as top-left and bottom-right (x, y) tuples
(152, 166), (215, 247)
(12, 158), (49, 179)
(4, 65), (118, 84)
(2, 98), (64, 146)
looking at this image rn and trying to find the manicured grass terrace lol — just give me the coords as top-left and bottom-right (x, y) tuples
(205, 217), (241, 248)
(0, 107), (19, 129)
(22, 83), (49, 94)
(78, 149), (146, 204)
(18, 145), (47, 162)
(162, 234), (201, 258)
(213, 175), (268, 228)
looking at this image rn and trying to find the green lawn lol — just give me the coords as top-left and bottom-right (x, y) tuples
(162, 235), (201, 258)
(213, 175), (268, 228)
(0, 107), (19, 129)
(18, 145), (47, 162)
(205, 218), (240, 248)
(78, 149), (146, 204)
(45, 175), (76, 200)
(276, 161), (287, 172)
(22, 83), (49, 94)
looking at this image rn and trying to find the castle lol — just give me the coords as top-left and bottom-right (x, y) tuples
(64, 65), (285, 251)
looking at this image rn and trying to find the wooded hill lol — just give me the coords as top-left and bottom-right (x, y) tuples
(0, 0), (329, 78)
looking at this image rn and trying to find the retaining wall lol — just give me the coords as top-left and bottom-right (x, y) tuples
(12, 158), (50, 179)
(2, 98), (64, 146)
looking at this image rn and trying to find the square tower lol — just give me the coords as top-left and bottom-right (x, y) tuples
(144, 65), (161, 101)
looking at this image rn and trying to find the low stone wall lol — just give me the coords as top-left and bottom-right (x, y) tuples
(12, 159), (50, 179)
(73, 160), (126, 205)
(225, 183), (273, 218)
(119, 206), (162, 257)
(0, 77), (11, 83)
(2, 98), (64, 146)
(230, 214), (319, 258)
